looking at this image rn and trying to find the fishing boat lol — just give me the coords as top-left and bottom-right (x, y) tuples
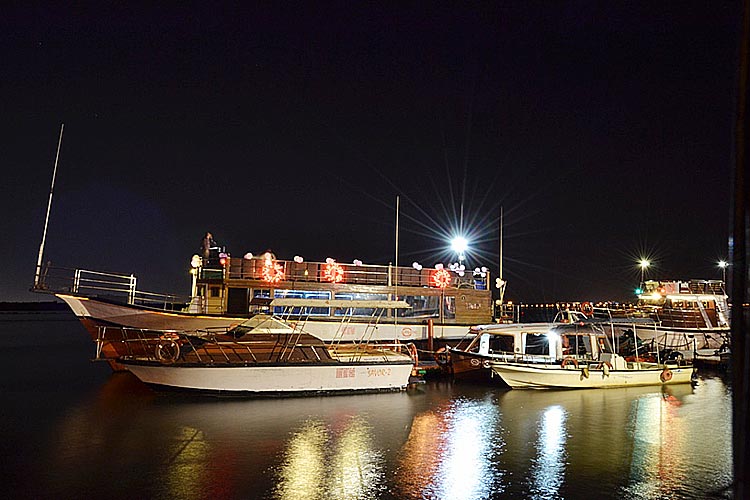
(633, 279), (730, 364)
(444, 310), (591, 382)
(103, 314), (417, 395)
(489, 352), (694, 389)
(485, 320), (695, 389)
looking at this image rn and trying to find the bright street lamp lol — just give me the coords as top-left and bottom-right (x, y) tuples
(718, 260), (728, 283)
(451, 236), (468, 263)
(638, 259), (650, 284)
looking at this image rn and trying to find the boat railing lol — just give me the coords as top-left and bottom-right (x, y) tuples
(34, 265), (190, 311)
(95, 325), (413, 365)
(225, 257), (489, 290)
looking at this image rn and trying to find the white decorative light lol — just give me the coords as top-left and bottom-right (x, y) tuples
(294, 255), (304, 263)
(244, 252), (253, 260)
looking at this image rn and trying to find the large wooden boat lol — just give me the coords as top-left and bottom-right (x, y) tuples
(106, 314), (416, 395)
(33, 253), (493, 368)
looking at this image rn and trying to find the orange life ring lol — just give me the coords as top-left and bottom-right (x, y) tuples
(581, 302), (594, 316)
(660, 368), (673, 383)
(562, 357), (578, 369)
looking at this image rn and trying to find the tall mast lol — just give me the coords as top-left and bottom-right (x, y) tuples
(34, 123), (64, 287)
(394, 195), (400, 276)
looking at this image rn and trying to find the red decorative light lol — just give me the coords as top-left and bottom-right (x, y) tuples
(323, 261), (345, 283)
(262, 259), (284, 283)
(431, 269), (451, 288)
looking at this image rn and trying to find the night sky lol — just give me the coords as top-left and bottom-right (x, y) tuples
(1, 3), (742, 303)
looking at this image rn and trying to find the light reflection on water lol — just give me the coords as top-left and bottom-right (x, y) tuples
(0, 317), (735, 500)
(530, 405), (567, 499)
(394, 395), (504, 499)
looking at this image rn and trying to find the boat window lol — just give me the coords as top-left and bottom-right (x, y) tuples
(396, 295), (440, 319)
(333, 292), (389, 317)
(273, 289), (331, 316)
(443, 296), (456, 319)
(566, 334), (591, 355)
(524, 334), (549, 355)
(210, 286), (221, 298)
(490, 334), (515, 354)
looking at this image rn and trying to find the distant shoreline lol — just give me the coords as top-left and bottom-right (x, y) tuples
(0, 301), (68, 312)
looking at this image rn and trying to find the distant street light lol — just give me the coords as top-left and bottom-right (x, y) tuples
(639, 259), (650, 284)
(718, 260), (728, 283)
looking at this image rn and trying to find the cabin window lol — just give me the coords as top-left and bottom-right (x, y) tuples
(396, 295), (441, 319)
(334, 292), (388, 317)
(564, 334), (591, 355)
(210, 287), (221, 298)
(443, 296), (456, 319)
(273, 289), (331, 316)
(525, 334), (549, 355)
(490, 335), (515, 354)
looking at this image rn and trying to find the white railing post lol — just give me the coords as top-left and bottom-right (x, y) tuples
(128, 274), (136, 305)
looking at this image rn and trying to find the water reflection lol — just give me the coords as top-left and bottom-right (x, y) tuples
(530, 405), (567, 499)
(274, 420), (329, 499)
(274, 416), (385, 500)
(623, 377), (733, 499)
(394, 395), (504, 499)
(11, 369), (732, 499)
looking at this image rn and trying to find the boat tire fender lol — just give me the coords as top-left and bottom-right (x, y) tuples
(597, 361), (612, 376)
(580, 366), (590, 379)
(660, 367), (673, 383)
(434, 347), (449, 366)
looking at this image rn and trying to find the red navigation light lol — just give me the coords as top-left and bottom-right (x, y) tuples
(431, 269), (451, 288)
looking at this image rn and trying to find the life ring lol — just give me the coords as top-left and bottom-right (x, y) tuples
(401, 327), (414, 338)
(470, 358), (480, 367)
(562, 357), (578, 369)
(155, 339), (180, 363)
(483, 360), (491, 369)
(581, 302), (594, 316)
(434, 346), (449, 366)
(660, 368), (673, 383)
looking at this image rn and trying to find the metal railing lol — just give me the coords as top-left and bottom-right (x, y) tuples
(225, 257), (489, 290)
(34, 265), (190, 311)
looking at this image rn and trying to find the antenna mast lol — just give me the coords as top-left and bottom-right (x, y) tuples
(34, 123), (64, 287)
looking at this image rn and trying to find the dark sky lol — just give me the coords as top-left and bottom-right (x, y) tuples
(1, 2), (742, 303)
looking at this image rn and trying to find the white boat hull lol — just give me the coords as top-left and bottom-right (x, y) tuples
(57, 293), (473, 341)
(490, 362), (694, 389)
(122, 361), (415, 394)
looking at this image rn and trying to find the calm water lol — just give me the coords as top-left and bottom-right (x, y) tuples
(0, 312), (734, 499)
